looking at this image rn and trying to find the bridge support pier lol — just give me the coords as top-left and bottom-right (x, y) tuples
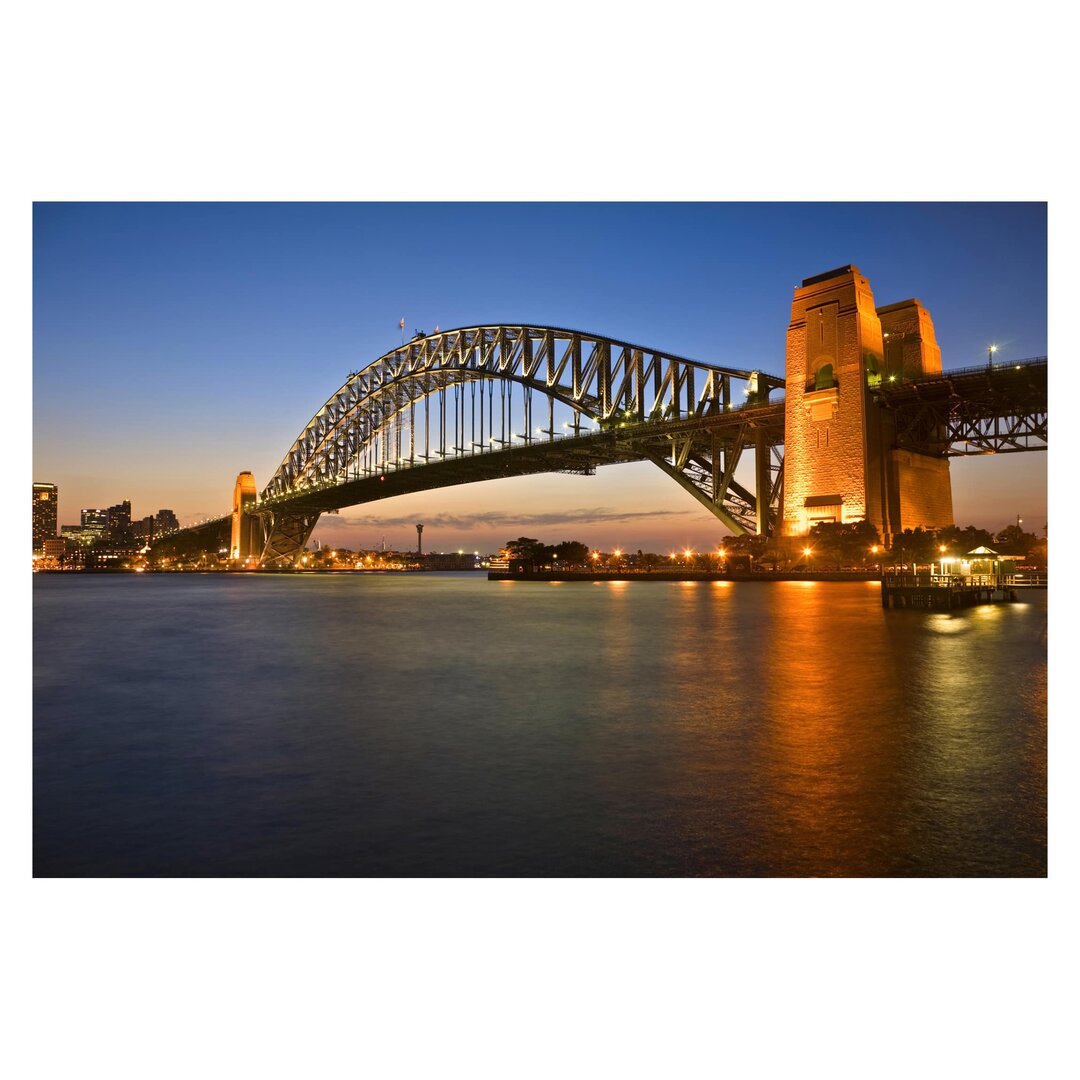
(755, 430), (772, 536)
(260, 511), (322, 568)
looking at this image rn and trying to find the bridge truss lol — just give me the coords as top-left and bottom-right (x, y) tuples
(256, 325), (785, 565)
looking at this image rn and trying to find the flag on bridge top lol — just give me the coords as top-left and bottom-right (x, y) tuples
(399, 317), (405, 330)
(434, 325), (439, 333)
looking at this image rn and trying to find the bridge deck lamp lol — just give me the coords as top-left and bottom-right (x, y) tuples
(988, 343), (998, 365)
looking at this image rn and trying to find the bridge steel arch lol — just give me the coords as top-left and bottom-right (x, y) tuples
(256, 325), (786, 566)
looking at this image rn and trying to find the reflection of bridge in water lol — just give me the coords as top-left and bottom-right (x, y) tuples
(158, 269), (1047, 568)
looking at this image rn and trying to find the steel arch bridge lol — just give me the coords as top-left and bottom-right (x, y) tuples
(252, 325), (786, 566)
(153, 330), (1046, 568)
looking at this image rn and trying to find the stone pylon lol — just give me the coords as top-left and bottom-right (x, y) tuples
(781, 266), (952, 541)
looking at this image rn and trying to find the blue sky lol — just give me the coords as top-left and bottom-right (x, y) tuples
(33, 202), (1047, 550)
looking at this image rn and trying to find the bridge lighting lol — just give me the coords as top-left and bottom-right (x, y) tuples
(803, 547), (812, 557)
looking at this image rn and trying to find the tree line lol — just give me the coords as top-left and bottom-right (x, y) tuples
(503, 520), (1046, 572)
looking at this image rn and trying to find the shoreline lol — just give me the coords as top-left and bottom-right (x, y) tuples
(488, 569), (882, 583)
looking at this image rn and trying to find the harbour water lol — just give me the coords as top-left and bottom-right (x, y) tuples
(33, 573), (1047, 876)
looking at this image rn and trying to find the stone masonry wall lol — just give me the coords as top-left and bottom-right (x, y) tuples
(888, 449), (954, 531)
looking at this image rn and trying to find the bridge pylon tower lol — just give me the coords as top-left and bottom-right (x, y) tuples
(230, 471), (263, 562)
(781, 266), (954, 542)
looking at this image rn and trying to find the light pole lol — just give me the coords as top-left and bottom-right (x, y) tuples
(988, 343), (998, 367)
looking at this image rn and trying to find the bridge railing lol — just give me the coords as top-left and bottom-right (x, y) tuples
(883, 356), (1046, 388)
(882, 570), (1043, 589)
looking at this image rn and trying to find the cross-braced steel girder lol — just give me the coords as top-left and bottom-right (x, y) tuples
(636, 405), (785, 534)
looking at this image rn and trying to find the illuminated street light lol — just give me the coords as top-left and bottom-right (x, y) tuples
(988, 343), (998, 366)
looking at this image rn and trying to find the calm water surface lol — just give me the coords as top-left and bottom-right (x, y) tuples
(33, 573), (1047, 876)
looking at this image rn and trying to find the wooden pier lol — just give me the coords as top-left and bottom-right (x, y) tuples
(881, 571), (1023, 609)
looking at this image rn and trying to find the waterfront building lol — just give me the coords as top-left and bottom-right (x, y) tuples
(42, 538), (66, 563)
(33, 482), (58, 553)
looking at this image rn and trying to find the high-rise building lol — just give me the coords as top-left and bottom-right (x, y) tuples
(133, 515), (156, 543)
(155, 508), (179, 534)
(33, 482), (58, 553)
(106, 500), (132, 544)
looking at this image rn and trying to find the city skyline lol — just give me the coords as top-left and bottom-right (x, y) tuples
(33, 203), (1048, 551)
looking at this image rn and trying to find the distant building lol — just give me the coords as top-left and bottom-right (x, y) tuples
(106, 500), (132, 545)
(132, 515), (156, 543)
(42, 538), (66, 562)
(81, 508), (108, 530)
(425, 552), (480, 571)
(155, 508), (179, 534)
(61, 524), (104, 546)
(33, 482), (58, 552)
